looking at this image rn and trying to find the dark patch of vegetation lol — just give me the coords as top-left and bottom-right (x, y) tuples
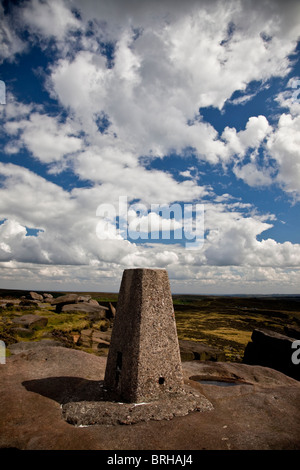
(51, 329), (76, 348)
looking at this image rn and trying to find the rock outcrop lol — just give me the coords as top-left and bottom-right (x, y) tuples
(42, 293), (53, 301)
(109, 302), (116, 317)
(1, 343), (300, 450)
(78, 328), (112, 351)
(51, 294), (81, 311)
(243, 328), (299, 380)
(28, 292), (44, 302)
(0, 298), (20, 308)
(12, 314), (48, 330)
(284, 325), (300, 340)
(51, 293), (109, 316)
(60, 302), (108, 317)
(179, 339), (226, 362)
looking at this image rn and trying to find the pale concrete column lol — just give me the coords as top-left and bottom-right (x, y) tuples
(104, 268), (184, 403)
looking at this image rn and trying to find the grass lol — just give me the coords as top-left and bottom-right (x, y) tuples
(173, 295), (300, 361)
(0, 303), (90, 347)
(44, 312), (90, 333)
(0, 293), (113, 356)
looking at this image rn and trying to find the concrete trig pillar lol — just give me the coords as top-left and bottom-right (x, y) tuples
(104, 268), (184, 403)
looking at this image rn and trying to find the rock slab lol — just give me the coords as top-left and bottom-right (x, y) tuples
(1, 344), (300, 450)
(243, 328), (300, 380)
(61, 302), (107, 317)
(179, 339), (226, 362)
(12, 314), (48, 330)
(28, 292), (44, 301)
(51, 293), (109, 315)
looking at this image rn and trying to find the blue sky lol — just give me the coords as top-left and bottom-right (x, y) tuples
(0, 0), (300, 294)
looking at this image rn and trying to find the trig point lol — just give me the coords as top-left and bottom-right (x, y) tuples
(62, 268), (212, 425)
(104, 268), (184, 403)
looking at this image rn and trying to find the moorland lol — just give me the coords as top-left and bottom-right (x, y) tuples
(1, 288), (300, 362)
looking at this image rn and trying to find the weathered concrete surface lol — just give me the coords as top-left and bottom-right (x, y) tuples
(62, 385), (213, 426)
(104, 269), (184, 403)
(1, 344), (300, 450)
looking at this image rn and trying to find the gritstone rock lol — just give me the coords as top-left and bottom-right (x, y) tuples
(28, 292), (44, 302)
(61, 302), (108, 317)
(179, 339), (226, 362)
(12, 314), (48, 330)
(243, 328), (299, 380)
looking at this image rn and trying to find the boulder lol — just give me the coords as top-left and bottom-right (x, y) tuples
(109, 302), (116, 317)
(284, 325), (300, 340)
(12, 314), (48, 330)
(179, 339), (226, 362)
(10, 327), (33, 338)
(28, 292), (44, 302)
(0, 299), (20, 308)
(79, 328), (112, 350)
(96, 329), (112, 342)
(92, 330), (111, 349)
(42, 293), (53, 301)
(79, 328), (93, 348)
(98, 301), (116, 319)
(51, 293), (80, 304)
(52, 294), (109, 314)
(51, 294), (80, 311)
(243, 328), (299, 380)
(60, 303), (108, 317)
(77, 295), (91, 303)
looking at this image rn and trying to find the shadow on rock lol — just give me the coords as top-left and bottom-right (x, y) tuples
(22, 377), (105, 404)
